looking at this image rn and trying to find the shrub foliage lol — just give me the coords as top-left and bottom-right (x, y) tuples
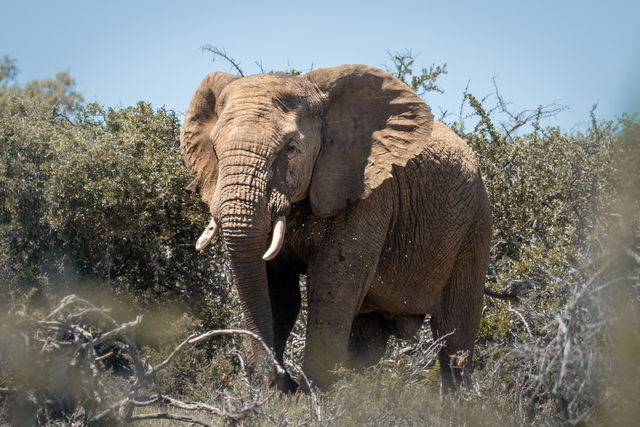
(1, 54), (638, 425)
(0, 58), (232, 321)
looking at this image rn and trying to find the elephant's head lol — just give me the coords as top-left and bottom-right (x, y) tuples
(180, 65), (434, 372)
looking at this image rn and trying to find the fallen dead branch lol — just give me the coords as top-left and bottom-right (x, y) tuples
(2, 294), (288, 425)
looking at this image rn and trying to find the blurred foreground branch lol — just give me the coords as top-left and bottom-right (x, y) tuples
(482, 234), (640, 424)
(2, 295), (286, 425)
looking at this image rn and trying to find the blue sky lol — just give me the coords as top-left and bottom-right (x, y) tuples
(2, 0), (639, 132)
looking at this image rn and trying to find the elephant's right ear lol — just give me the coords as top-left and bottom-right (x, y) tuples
(180, 72), (239, 204)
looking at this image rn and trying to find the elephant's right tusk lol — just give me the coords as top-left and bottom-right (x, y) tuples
(196, 218), (218, 251)
(262, 216), (286, 261)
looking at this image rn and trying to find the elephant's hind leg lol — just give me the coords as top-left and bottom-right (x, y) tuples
(348, 312), (392, 368)
(430, 228), (489, 392)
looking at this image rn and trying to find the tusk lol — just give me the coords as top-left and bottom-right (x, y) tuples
(196, 218), (218, 251)
(262, 216), (286, 261)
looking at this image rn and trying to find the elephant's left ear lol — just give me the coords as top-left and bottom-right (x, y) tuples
(305, 65), (433, 217)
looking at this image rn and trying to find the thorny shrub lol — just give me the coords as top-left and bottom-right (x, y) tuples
(1, 54), (639, 424)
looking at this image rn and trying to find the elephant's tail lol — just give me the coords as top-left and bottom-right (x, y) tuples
(484, 288), (520, 303)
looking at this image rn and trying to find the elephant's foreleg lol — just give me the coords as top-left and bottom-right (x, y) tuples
(348, 312), (391, 368)
(303, 193), (392, 388)
(304, 260), (376, 388)
(266, 259), (302, 392)
(266, 260), (302, 362)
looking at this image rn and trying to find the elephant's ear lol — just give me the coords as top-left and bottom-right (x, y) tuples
(180, 72), (239, 204)
(305, 65), (433, 217)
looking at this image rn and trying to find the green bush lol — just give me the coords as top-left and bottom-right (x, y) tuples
(1, 53), (638, 425)
(0, 58), (233, 327)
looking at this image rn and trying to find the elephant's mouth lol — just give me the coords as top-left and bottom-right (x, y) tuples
(195, 215), (287, 261)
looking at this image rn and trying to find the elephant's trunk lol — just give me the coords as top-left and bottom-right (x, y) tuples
(210, 125), (290, 373)
(221, 216), (275, 367)
(224, 227), (274, 337)
(216, 170), (278, 371)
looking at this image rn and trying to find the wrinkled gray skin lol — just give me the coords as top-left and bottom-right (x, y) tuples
(180, 65), (492, 392)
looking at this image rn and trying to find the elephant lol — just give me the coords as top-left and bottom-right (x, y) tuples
(180, 64), (501, 392)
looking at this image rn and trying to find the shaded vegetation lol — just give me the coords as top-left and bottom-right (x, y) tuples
(0, 58), (232, 322)
(1, 53), (638, 425)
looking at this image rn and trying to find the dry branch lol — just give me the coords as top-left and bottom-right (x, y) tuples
(0, 388), (15, 396)
(132, 393), (272, 421)
(2, 294), (287, 425)
(129, 412), (212, 426)
(201, 45), (245, 77)
(152, 333), (197, 373)
(189, 329), (286, 377)
(89, 315), (143, 348)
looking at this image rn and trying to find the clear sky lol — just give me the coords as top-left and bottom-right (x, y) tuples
(2, 0), (639, 132)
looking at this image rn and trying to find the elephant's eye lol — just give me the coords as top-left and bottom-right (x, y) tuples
(287, 141), (300, 157)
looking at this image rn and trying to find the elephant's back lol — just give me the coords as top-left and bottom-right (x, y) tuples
(366, 121), (490, 314)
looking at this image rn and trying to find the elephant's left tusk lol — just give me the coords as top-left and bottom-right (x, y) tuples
(196, 218), (218, 251)
(263, 216), (286, 261)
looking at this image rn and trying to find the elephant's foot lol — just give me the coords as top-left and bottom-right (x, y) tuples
(270, 370), (299, 394)
(347, 312), (392, 369)
(438, 350), (473, 393)
(302, 354), (346, 390)
(302, 336), (349, 389)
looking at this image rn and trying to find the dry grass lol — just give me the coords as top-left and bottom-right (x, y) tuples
(2, 237), (637, 426)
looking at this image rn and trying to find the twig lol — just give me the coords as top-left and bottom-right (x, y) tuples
(133, 393), (272, 421)
(491, 75), (566, 140)
(67, 307), (117, 327)
(232, 350), (252, 388)
(508, 305), (533, 338)
(285, 358), (322, 423)
(299, 368), (322, 423)
(152, 333), (197, 373)
(189, 329), (286, 376)
(95, 351), (114, 362)
(88, 315), (143, 348)
(43, 294), (92, 321)
(91, 399), (127, 424)
(0, 387), (15, 395)
(128, 413), (211, 426)
(553, 316), (572, 395)
(201, 45), (245, 77)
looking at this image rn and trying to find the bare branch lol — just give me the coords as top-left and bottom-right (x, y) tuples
(15, 294), (285, 425)
(67, 307), (117, 327)
(95, 351), (114, 362)
(132, 393), (272, 421)
(189, 328), (286, 376)
(201, 45), (245, 77)
(508, 304), (533, 338)
(255, 59), (266, 74)
(0, 387), (16, 395)
(128, 413), (211, 426)
(293, 363), (322, 423)
(43, 294), (94, 321)
(491, 76), (566, 140)
(152, 333), (198, 373)
(88, 315), (143, 348)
